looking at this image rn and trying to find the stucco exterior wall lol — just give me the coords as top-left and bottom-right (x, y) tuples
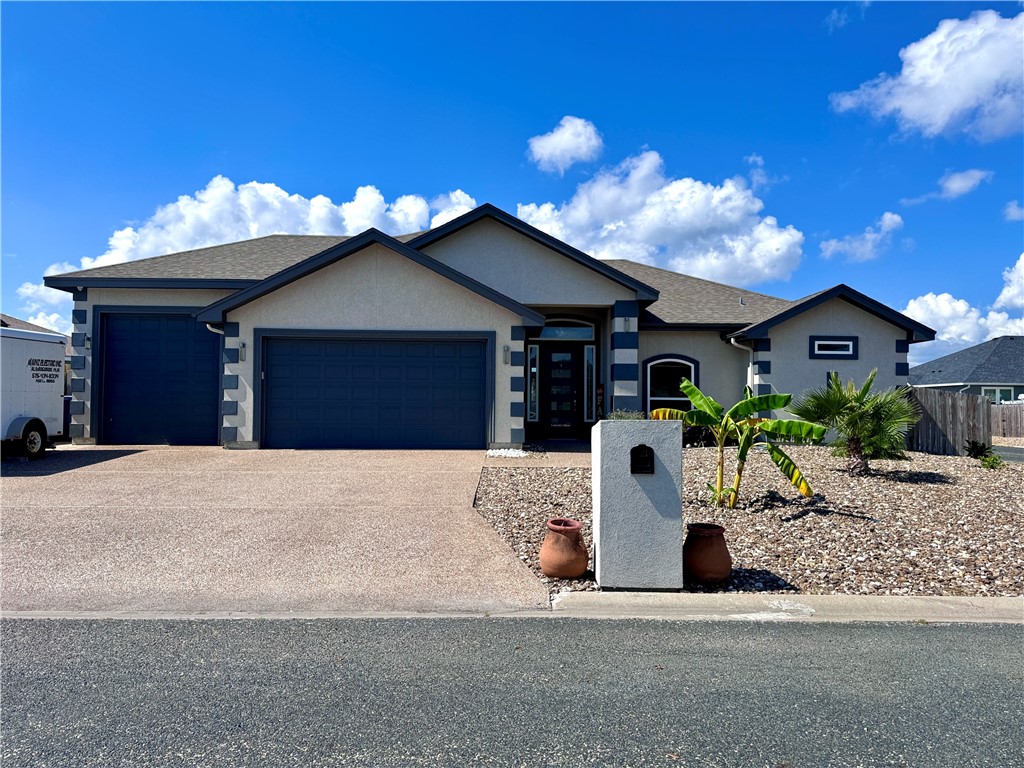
(225, 243), (524, 446)
(763, 298), (909, 400)
(421, 219), (636, 306)
(637, 331), (749, 410)
(70, 287), (235, 442)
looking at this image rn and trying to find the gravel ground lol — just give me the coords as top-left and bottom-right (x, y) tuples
(474, 446), (1024, 597)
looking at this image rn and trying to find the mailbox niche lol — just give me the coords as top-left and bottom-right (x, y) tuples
(630, 444), (654, 474)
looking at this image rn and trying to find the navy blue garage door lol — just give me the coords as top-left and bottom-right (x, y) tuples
(99, 313), (220, 445)
(262, 338), (487, 449)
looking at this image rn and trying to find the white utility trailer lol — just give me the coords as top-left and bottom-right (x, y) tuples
(1, 327), (68, 457)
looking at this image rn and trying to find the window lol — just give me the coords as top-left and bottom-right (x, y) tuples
(584, 345), (596, 422)
(982, 387), (1013, 404)
(809, 335), (858, 360)
(527, 345), (539, 421)
(645, 357), (697, 413)
(534, 319), (594, 341)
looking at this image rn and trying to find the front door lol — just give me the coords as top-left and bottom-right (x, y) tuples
(538, 343), (585, 440)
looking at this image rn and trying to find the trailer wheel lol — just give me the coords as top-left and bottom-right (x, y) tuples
(22, 422), (47, 458)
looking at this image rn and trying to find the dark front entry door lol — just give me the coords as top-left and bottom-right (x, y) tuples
(538, 343), (585, 440)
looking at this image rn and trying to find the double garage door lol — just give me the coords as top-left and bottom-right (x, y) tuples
(99, 315), (488, 449)
(262, 337), (488, 449)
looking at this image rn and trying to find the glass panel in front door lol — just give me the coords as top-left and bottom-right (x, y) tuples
(542, 348), (581, 436)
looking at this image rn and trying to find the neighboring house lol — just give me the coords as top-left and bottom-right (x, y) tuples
(0, 314), (72, 357)
(43, 204), (934, 449)
(910, 336), (1024, 404)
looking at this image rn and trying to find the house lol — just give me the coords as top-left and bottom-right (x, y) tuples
(910, 336), (1024, 404)
(43, 204), (935, 449)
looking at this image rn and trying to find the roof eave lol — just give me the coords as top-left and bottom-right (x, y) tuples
(639, 322), (748, 332)
(44, 276), (259, 292)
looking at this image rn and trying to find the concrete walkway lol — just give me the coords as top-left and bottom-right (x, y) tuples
(1, 446), (549, 614)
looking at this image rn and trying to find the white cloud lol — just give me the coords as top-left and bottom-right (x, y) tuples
(902, 168), (993, 205)
(938, 169), (994, 199)
(527, 116), (603, 175)
(994, 253), (1024, 310)
(18, 176), (473, 322)
(1005, 200), (1024, 221)
(824, 8), (849, 33)
(744, 154), (786, 193)
(820, 212), (903, 262)
(831, 10), (1024, 141)
(430, 190), (478, 228)
(24, 312), (72, 336)
(904, 253), (1024, 364)
(517, 150), (804, 286)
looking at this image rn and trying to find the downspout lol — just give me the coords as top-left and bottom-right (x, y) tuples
(205, 323), (225, 336)
(730, 337), (755, 392)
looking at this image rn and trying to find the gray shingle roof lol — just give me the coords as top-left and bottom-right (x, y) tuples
(603, 260), (791, 326)
(51, 232), (428, 282)
(910, 336), (1024, 385)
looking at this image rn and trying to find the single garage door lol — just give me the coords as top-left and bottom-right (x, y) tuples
(99, 313), (220, 445)
(262, 337), (487, 449)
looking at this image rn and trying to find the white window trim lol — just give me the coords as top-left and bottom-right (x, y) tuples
(981, 387), (1014, 404)
(646, 358), (695, 413)
(809, 335), (859, 360)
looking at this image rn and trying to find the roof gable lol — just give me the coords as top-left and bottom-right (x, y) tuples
(196, 229), (544, 325)
(408, 204), (659, 302)
(733, 284), (935, 342)
(910, 336), (1024, 385)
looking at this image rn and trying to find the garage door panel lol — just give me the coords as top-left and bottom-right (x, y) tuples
(100, 313), (219, 445)
(263, 337), (486, 449)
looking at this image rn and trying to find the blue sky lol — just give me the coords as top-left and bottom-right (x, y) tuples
(3, 2), (1022, 364)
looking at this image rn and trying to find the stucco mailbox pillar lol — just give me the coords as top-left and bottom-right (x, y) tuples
(592, 420), (684, 589)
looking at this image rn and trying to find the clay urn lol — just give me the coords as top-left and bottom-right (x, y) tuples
(539, 518), (589, 579)
(683, 522), (732, 584)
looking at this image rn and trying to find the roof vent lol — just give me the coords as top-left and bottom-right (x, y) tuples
(739, 298), (747, 306)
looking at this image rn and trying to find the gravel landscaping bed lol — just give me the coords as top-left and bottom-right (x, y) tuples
(473, 446), (1024, 597)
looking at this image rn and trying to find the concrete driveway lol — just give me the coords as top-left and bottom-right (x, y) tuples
(1, 446), (549, 615)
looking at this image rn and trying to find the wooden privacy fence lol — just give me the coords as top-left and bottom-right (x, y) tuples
(993, 403), (1024, 438)
(907, 388), (990, 456)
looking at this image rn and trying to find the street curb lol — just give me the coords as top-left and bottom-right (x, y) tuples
(3, 594), (1022, 624)
(549, 592), (1024, 623)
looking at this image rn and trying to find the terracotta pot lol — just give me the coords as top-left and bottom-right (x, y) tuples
(683, 523), (732, 584)
(539, 518), (589, 579)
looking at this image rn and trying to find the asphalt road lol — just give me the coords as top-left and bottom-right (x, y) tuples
(2, 618), (1021, 767)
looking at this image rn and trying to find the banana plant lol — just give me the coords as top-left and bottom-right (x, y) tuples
(651, 379), (827, 508)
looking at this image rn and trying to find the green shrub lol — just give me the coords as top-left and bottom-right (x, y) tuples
(606, 409), (646, 420)
(980, 454), (1004, 470)
(964, 440), (993, 459)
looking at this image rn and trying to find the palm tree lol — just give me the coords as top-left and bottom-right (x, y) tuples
(789, 369), (920, 476)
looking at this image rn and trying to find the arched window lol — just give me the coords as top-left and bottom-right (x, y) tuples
(644, 355), (698, 413)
